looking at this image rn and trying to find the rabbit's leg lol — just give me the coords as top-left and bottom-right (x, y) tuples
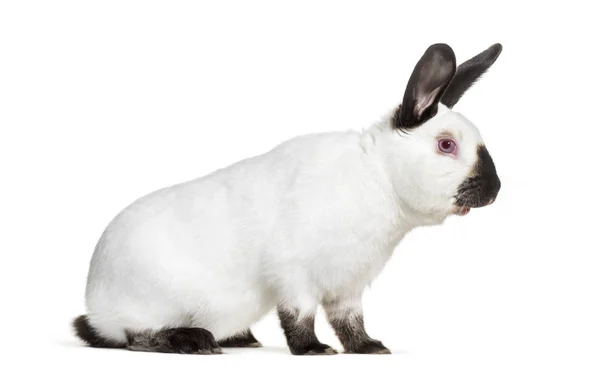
(277, 298), (337, 355)
(323, 293), (390, 354)
(126, 327), (222, 354)
(218, 329), (262, 348)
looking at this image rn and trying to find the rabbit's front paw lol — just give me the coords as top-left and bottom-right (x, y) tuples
(346, 339), (390, 355)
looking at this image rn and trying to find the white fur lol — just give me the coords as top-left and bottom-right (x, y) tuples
(85, 104), (485, 342)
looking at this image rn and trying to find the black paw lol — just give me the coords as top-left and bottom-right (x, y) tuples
(290, 342), (338, 356)
(346, 339), (391, 354)
(218, 330), (262, 348)
(167, 328), (222, 354)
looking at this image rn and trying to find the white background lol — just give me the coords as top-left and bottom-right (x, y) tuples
(1, 1), (598, 378)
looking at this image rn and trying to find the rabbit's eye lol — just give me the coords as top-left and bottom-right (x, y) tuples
(437, 138), (457, 155)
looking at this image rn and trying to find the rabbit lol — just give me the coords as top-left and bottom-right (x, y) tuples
(73, 42), (502, 355)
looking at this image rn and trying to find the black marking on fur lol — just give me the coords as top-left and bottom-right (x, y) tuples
(395, 43), (457, 131)
(126, 327), (222, 354)
(72, 315), (126, 348)
(455, 145), (501, 208)
(328, 314), (390, 354)
(218, 329), (262, 348)
(278, 307), (337, 355)
(441, 44), (502, 108)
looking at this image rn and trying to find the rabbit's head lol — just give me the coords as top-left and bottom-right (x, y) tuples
(376, 43), (502, 224)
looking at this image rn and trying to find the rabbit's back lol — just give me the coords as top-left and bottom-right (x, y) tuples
(84, 146), (286, 341)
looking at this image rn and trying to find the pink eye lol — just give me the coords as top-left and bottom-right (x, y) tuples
(437, 138), (457, 155)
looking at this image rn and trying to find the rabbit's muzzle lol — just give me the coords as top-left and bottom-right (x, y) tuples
(454, 145), (501, 209)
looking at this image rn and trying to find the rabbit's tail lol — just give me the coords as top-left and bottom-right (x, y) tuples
(72, 315), (126, 348)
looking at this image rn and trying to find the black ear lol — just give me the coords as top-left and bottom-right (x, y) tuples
(395, 43), (456, 129)
(441, 43), (502, 108)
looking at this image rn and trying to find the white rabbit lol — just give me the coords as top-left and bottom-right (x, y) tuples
(74, 43), (502, 355)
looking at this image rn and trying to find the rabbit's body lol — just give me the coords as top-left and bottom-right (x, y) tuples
(87, 116), (411, 343)
(75, 43), (503, 355)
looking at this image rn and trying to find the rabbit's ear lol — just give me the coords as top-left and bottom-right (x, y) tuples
(441, 44), (502, 108)
(396, 44), (456, 129)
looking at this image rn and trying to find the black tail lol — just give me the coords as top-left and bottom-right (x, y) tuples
(72, 315), (126, 348)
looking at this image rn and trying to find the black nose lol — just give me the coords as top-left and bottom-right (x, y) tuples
(477, 145), (500, 204)
(484, 175), (501, 204)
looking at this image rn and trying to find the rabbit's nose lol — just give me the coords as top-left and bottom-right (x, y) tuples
(487, 197), (495, 205)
